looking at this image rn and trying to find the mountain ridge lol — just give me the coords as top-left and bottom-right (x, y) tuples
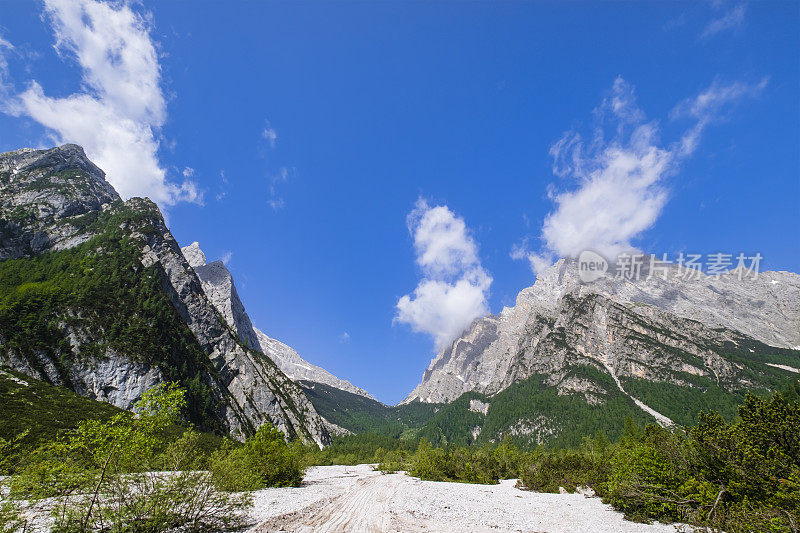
(403, 257), (800, 421)
(0, 144), (330, 446)
(180, 241), (376, 401)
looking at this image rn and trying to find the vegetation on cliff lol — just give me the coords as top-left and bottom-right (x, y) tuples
(0, 203), (223, 432)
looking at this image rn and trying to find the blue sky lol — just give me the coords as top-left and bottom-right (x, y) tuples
(0, 1), (798, 404)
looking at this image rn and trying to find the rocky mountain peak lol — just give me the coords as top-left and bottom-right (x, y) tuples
(0, 144), (121, 260)
(182, 241), (207, 268)
(1, 144), (106, 181)
(404, 257), (800, 406)
(181, 242), (377, 401)
(181, 242), (262, 352)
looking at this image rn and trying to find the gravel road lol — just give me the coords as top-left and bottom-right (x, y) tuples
(246, 464), (682, 533)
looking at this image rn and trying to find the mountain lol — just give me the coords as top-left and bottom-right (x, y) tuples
(180, 242), (375, 401)
(402, 257), (800, 444)
(0, 145), (329, 446)
(298, 379), (439, 436)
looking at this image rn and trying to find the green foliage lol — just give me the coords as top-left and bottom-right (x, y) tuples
(0, 367), (224, 473)
(381, 437), (519, 485)
(518, 434), (612, 493)
(416, 392), (486, 446)
(210, 424), (304, 491)
(604, 425), (697, 522)
(375, 447), (412, 473)
(5, 384), (250, 532)
(299, 380), (439, 436)
(603, 392), (800, 531)
(783, 378), (800, 404)
(0, 366), (123, 468)
(721, 340), (800, 378)
(621, 375), (748, 427)
(0, 204), (222, 432)
(480, 370), (654, 448)
(301, 432), (418, 467)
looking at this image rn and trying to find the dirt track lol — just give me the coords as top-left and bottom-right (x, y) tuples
(246, 464), (681, 533)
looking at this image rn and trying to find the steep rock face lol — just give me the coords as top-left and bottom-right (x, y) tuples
(181, 242), (375, 400)
(404, 258), (800, 407)
(193, 259), (261, 351)
(0, 145), (120, 259)
(0, 145), (330, 446)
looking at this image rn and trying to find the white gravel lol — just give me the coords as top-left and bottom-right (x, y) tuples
(246, 464), (685, 532)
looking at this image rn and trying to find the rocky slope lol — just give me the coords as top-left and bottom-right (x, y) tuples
(403, 257), (800, 427)
(181, 241), (375, 401)
(0, 145), (120, 259)
(0, 145), (329, 446)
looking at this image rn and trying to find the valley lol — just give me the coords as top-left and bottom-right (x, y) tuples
(0, 145), (798, 532)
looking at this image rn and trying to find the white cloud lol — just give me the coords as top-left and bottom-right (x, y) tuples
(215, 170), (228, 201)
(396, 199), (492, 351)
(0, 35), (13, 97)
(340, 332), (350, 343)
(268, 166), (291, 211)
(262, 122), (277, 148)
(702, 4), (746, 39)
(182, 166), (195, 178)
(672, 77), (768, 157)
(6, 0), (198, 208)
(515, 76), (766, 274)
(220, 251), (232, 265)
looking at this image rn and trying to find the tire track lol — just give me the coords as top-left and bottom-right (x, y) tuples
(252, 473), (427, 532)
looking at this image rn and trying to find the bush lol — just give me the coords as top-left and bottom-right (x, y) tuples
(404, 439), (507, 484)
(492, 436), (522, 479)
(602, 392), (800, 531)
(603, 426), (696, 522)
(5, 384), (250, 532)
(301, 432), (418, 468)
(210, 424), (304, 491)
(376, 448), (410, 474)
(408, 439), (451, 481)
(519, 449), (608, 494)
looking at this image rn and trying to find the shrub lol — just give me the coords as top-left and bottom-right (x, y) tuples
(210, 424), (304, 491)
(6, 384), (250, 532)
(376, 448), (410, 474)
(519, 449), (604, 493)
(603, 426), (696, 522)
(492, 436), (522, 479)
(405, 439), (503, 484)
(408, 439), (451, 482)
(602, 392), (800, 531)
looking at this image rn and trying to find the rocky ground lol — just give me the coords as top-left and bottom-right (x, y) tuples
(245, 464), (684, 533)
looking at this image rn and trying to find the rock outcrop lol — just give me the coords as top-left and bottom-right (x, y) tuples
(0, 145), (120, 260)
(0, 145), (330, 446)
